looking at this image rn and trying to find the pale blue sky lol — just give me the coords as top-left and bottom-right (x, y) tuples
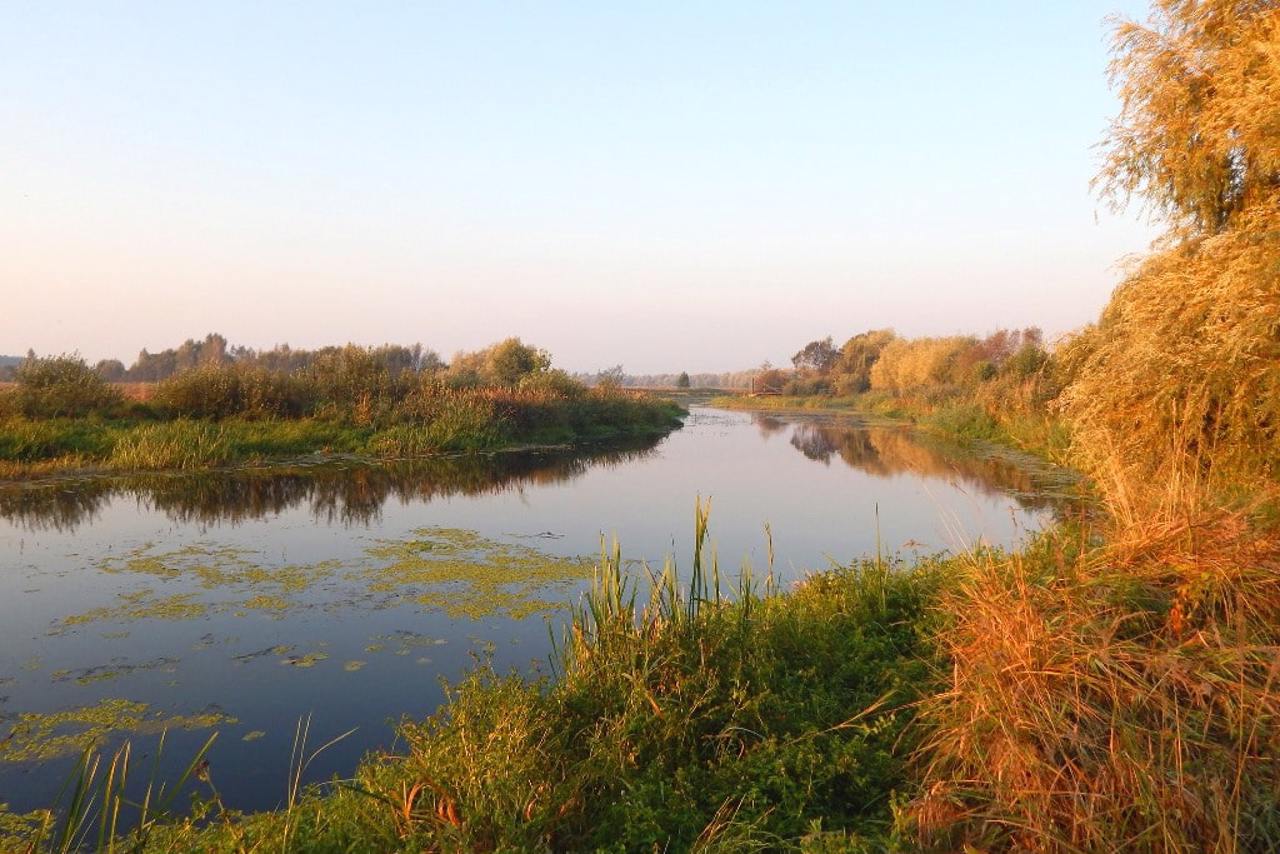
(3, 1), (1155, 372)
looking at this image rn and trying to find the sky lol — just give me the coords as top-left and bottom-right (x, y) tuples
(2, 1), (1158, 373)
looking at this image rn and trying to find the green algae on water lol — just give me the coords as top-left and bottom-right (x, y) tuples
(62, 590), (208, 626)
(362, 527), (591, 620)
(0, 698), (236, 763)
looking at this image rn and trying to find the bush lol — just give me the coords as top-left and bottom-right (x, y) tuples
(516, 368), (584, 399)
(306, 345), (411, 424)
(444, 338), (553, 388)
(154, 365), (317, 419)
(13, 355), (122, 417)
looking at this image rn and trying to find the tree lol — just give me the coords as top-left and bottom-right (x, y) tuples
(791, 337), (838, 374)
(834, 329), (895, 394)
(676, 372), (691, 389)
(94, 359), (127, 381)
(487, 338), (551, 386)
(1099, 0), (1280, 237)
(595, 365), (625, 390)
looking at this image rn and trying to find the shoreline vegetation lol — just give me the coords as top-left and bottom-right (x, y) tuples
(5, 1), (1280, 851)
(0, 338), (686, 481)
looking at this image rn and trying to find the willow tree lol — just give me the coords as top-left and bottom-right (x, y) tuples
(1061, 0), (1280, 501)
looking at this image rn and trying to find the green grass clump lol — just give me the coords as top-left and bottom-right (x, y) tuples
(108, 421), (232, 471)
(0, 417), (115, 463)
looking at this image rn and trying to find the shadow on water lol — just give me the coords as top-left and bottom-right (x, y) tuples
(0, 436), (665, 532)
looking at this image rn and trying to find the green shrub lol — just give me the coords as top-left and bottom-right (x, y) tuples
(154, 365), (317, 419)
(13, 354), (122, 417)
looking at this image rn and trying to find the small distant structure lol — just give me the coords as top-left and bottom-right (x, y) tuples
(748, 375), (783, 396)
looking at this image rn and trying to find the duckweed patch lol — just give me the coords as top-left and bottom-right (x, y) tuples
(0, 805), (48, 852)
(364, 630), (447, 656)
(240, 594), (292, 613)
(232, 644), (293, 664)
(363, 527), (591, 620)
(279, 652), (328, 668)
(0, 699), (236, 763)
(99, 543), (334, 595)
(62, 590), (208, 626)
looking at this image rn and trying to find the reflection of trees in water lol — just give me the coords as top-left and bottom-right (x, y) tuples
(0, 438), (663, 531)
(753, 415), (789, 439)
(778, 418), (1070, 513)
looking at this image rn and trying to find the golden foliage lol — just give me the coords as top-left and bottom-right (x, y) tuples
(869, 336), (976, 395)
(1059, 203), (1280, 503)
(1100, 0), (1280, 236)
(1067, 0), (1280, 505)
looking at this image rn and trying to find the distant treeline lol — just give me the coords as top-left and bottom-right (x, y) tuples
(755, 327), (1051, 405)
(0, 334), (441, 383)
(575, 367), (758, 390)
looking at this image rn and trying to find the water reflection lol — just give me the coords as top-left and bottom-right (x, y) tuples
(0, 437), (663, 531)
(771, 415), (1072, 513)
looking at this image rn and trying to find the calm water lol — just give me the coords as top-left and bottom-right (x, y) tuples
(0, 406), (1073, 812)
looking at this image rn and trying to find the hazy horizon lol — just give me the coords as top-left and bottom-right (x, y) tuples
(4, 1), (1156, 374)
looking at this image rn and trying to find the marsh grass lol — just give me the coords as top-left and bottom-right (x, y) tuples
(108, 422), (233, 471)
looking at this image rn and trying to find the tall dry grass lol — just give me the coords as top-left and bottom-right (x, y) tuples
(915, 485), (1280, 853)
(1058, 203), (1280, 512)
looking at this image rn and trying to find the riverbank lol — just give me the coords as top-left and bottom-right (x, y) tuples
(0, 396), (686, 481)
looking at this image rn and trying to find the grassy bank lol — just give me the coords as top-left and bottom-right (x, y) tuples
(0, 394), (685, 480)
(0, 346), (686, 479)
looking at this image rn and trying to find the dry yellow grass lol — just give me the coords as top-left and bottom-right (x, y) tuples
(1062, 0), (1280, 513)
(914, 492), (1280, 853)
